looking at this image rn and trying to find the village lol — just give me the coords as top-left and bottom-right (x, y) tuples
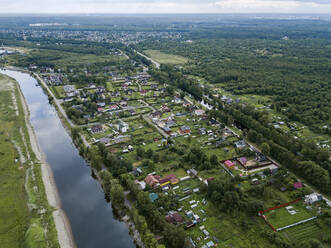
(37, 61), (331, 247)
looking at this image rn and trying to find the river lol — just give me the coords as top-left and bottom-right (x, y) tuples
(1, 69), (135, 248)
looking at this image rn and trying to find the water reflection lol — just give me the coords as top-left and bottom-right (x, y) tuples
(0, 70), (135, 248)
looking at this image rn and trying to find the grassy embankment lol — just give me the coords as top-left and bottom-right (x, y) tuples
(0, 74), (59, 248)
(144, 50), (188, 64)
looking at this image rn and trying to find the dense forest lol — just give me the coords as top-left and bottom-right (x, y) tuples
(137, 28), (331, 134)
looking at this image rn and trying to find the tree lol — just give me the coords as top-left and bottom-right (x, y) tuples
(261, 142), (270, 156)
(146, 148), (154, 159)
(247, 129), (258, 143)
(136, 146), (145, 158)
(162, 224), (186, 248)
(210, 154), (219, 166)
(110, 183), (124, 207)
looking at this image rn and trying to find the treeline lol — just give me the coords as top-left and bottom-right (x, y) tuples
(151, 64), (203, 100)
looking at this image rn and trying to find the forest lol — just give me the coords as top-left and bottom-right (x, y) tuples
(136, 24), (331, 135)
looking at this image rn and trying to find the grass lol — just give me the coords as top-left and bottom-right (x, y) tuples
(50, 86), (65, 99)
(8, 49), (127, 68)
(0, 74), (59, 248)
(283, 220), (321, 242)
(264, 202), (315, 229)
(144, 50), (188, 64)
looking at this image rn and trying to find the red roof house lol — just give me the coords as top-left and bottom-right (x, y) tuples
(224, 160), (235, 168)
(294, 182), (304, 189)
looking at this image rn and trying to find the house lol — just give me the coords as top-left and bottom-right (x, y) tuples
(97, 102), (106, 108)
(151, 111), (162, 119)
(119, 100), (128, 107)
(293, 182), (304, 190)
(238, 157), (248, 166)
(140, 90), (147, 96)
(251, 178), (259, 185)
(149, 193), (159, 202)
(206, 241), (215, 248)
(159, 174), (179, 186)
(162, 105), (171, 112)
(90, 124), (103, 134)
(194, 109), (205, 116)
(235, 140), (247, 149)
(187, 168), (198, 177)
(179, 126), (191, 135)
(132, 168), (143, 177)
(183, 101), (191, 108)
(305, 193), (323, 204)
(184, 221), (195, 229)
(224, 160), (235, 168)
(209, 119), (219, 126)
(163, 127), (172, 134)
(166, 211), (184, 225)
(199, 128), (207, 135)
(135, 180), (146, 190)
(145, 175), (159, 187)
(118, 120), (129, 133)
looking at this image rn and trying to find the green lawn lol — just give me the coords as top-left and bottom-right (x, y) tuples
(50, 86), (65, 99)
(264, 202), (315, 229)
(144, 50), (188, 64)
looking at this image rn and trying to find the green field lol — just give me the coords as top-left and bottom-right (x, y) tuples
(7, 49), (127, 67)
(144, 50), (188, 64)
(264, 202), (315, 230)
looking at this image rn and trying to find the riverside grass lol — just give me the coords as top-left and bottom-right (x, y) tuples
(0, 74), (60, 248)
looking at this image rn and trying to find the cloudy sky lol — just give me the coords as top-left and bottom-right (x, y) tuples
(1, 0), (331, 13)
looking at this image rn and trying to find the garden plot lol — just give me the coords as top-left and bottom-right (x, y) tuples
(263, 201), (317, 231)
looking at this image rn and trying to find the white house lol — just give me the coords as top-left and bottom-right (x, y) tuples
(118, 120), (129, 133)
(305, 193), (323, 204)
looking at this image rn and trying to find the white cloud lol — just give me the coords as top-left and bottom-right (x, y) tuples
(0, 0), (331, 13)
(214, 0), (331, 13)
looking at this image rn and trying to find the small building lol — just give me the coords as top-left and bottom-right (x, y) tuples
(238, 157), (248, 166)
(145, 175), (159, 187)
(187, 168), (198, 177)
(206, 241), (215, 247)
(234, 140), (247, 149)
(293, 182), (304, 190)
(305, 193), (323, 204)
(149, 193), (159, 202)
(166, 211), (184, 225)
(194, 109), (205, 116)
(251, 178), (259, 185)
(90, 124), (103, 134)
(118, 120), (129, 133)
(135, 180), (146, 190)
(224, 160), (235, 168)
(179, 125), (191, 135)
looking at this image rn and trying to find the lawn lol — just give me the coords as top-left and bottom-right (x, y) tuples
(264, 202), (316, 229)
(144, 50), (188, 64)
(50, 86), (65, 99)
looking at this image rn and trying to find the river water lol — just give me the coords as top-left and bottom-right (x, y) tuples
(1, 69), (135, 248)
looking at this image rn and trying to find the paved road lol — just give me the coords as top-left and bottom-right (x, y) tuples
(135, 50), (160, 69)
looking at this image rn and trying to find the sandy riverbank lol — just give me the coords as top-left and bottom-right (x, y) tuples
(16, 78), (76, 248)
